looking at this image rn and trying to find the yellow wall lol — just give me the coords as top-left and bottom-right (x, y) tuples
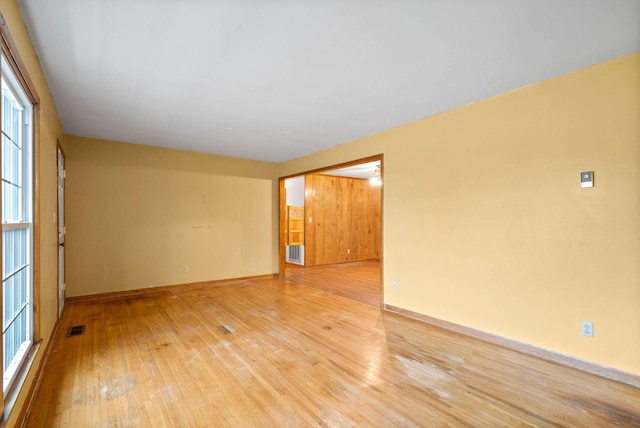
(0, 1), (66, 426)
(279, 52), (640, 375)
(64, 136), (278, 296)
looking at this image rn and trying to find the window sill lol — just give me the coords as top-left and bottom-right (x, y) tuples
(2, 340), (41, 426)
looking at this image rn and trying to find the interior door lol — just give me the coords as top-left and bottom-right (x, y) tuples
(57, 147), (65, 318)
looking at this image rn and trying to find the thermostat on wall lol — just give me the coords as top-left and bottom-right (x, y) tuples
(580, 171), (594, 188)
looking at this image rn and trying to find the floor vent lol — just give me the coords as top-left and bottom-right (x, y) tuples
(218, 325), (237, 335)
(67, 325), (85, 337)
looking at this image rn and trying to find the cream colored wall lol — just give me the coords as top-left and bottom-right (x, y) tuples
(64, 136), (278, 297)
(279, 53), (640, 375)
(0, 1), (66, 426)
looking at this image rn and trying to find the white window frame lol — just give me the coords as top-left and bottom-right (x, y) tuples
(1, 54), (34, 395)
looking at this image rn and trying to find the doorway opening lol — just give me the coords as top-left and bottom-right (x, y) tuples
(279, 155), (383, 307)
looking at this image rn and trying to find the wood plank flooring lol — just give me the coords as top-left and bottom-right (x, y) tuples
(26, 276), (640, 427)
(285, 260), (381, 307)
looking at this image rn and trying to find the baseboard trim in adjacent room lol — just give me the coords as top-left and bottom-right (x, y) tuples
(384, 304), (640, 389)
(67, 273), (278, 303)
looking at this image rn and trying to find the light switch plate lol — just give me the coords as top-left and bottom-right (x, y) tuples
(580, 171), (594, 188)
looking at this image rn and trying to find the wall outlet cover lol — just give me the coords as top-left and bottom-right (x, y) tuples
(581, 321), (594, 337)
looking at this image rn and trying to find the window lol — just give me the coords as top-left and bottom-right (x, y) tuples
(1, 54), (34, 394)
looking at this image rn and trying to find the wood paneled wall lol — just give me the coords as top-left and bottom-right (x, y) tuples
(304, 174), (381, 266)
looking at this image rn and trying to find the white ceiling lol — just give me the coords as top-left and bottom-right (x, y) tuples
(17, 1), (640, 163)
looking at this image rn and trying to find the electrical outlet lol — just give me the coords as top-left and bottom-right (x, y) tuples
(581, 321), (594, 337)
(347, 249), (350, 254)
(392, 282), (397, 291)
(182, 265), (188, 273)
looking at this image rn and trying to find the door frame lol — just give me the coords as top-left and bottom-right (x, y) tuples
(278, 154), (384, 307)
(56, 141), (66, 319)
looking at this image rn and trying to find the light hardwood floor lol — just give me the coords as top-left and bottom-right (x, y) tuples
(26, 274), (640, 427)
(284, 260), (381, 307)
